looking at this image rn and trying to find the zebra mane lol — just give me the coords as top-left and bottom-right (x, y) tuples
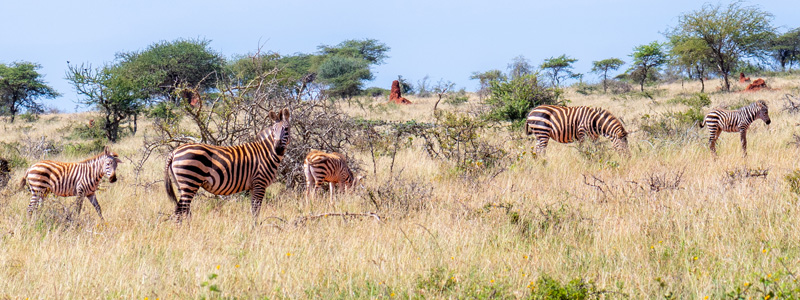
(78, 149), (116, 164)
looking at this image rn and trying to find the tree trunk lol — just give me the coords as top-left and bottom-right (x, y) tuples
(133, 114), (138, 134)
(602, 70), (608, 93)
(700, 77), (705, 93)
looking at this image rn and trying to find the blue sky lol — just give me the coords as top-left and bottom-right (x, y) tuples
(1, 0), (797, 112)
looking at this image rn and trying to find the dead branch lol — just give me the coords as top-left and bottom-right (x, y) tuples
(291, 211), (382, 227)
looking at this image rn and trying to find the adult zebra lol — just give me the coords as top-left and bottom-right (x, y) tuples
(700, 100), (770, 157)
(164, 108), (291, 220)
(303, 150), (363, 206)
(525, 105), (629, 156)
(20, 146), (122, 219)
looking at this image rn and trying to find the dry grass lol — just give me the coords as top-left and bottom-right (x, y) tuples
(1, 77), (800, 298)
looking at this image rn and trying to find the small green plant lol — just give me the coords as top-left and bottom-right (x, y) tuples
(416, 267), (457, 294)
(200, 271), (221, 295)
(529, 275), (600, 300)
(784, 170), (800, 195)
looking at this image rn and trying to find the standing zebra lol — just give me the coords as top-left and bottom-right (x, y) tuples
(164, 108), (291, 220)
(303, 150), (363, 206)
(20, 146), (122, 219)
(700, 100), (770, 157)
(525, 105), (629, 156)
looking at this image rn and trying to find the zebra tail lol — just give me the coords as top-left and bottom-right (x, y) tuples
(164, 153), (178, 205)
(699, 119), (705, 128)
(525, 120), (533, 135)
(18, 170), (28, 190)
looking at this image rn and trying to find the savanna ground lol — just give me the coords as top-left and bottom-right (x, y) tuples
(2, 76), (800, 299)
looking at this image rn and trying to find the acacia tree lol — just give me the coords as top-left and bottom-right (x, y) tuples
(316, 39), (390, 99)
(66, 63), (145, 143)
(507, 55), (534, 80)
(668, 2), (775, 91)
(470, 69), (506, 100)
(117, 38), (225, 104)
(770, 28), (800, 71)
(590, 58), (624, 93)
(0, 62), (59, 122)
(540, 55), (578, 87)
(670, 35), (714, 92)
(630, 42), (667, 92)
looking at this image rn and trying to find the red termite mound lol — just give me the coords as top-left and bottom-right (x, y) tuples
(744, 78), (768, 92)
(388, 80), (412, 104)
(739, 72), (751, 83)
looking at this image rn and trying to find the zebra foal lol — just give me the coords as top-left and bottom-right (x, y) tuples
(525, 105), (629, 156)
(164, 108), (291, 220)
(20, 146), (122, 219)
(303, 150), (362, 206)
(700, 100), (770, 157)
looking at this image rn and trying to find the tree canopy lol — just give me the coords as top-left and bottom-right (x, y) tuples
(0, 62), (59, 122)
(667, 2), (775, 91)
(540, 55), (578, 87)
(117, 38), (225, 103)
(629, 41), (667, 92)
(770, 28), (800, 71)
(591, 58), (625, 93)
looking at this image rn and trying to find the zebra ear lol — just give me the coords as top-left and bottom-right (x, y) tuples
(269, 111), (279, 121)
(103, 146), (110, 154)
(281, 108), (291, 121)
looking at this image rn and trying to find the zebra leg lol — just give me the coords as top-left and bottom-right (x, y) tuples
(27, 193), (42, 216)
(175, 186), (199, 221)
(75, 195), (85, 215)
(740, 129), (748, 157)
(329, 182), (335, 207)
(86, 194), (104, 220)
(708, 128), (719, 156)
(250, 181), (267, 219)
(535, 137), (549, 157)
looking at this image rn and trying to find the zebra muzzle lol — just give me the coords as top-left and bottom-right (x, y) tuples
(109, 175), (118, 183)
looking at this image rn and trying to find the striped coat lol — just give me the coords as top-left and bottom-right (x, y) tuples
(20, 146), (121, 219)
(303, 150), (361, 205)
(525, 105), (629, 156)
(700, 100), (770, 157)
(164, 108), (291, 219)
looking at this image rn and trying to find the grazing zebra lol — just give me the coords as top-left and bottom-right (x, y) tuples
(303, 150), (363, 206)
(20, 146), (121, 219)
(525, 105), (629, 156)
(164, 108), (291, 220)
(700, 100), (771, 157)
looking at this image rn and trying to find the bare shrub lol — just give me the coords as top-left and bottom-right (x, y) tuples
(147, 55), (361, 190)
(783, 94), (800, 114)
(725, 167), (769, 185)
(359, 176), (433, 219)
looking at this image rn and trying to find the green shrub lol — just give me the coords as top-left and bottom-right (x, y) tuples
(529, 275), (600, 300)
(574, 82), (600, 95)
(0, 142), (29, 169)
(668, 93), (711, 108)
(444, 88), (469, 106)
(785, 170), (800, 195)
(484, 74), (563, 122)
(63, 139), (106, 157)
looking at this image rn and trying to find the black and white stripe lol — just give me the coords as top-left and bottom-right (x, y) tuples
(20, 146), (121, 219)
(525, 105), (629, 156)
(164, 108), (291, 219)
(700, 100), (770, 156)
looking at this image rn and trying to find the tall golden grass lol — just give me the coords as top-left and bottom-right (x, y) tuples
(1, 76), (799, 298)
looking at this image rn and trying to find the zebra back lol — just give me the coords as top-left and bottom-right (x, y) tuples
(304, 150), (355, 187)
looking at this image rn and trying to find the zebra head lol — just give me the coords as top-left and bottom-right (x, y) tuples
(755, 100), (771, 125)
(102, 146), (122, 183)
(267, 108), (292, 156)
